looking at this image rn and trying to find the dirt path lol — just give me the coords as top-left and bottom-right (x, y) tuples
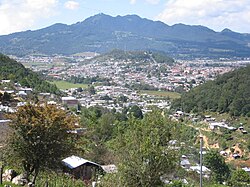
(202, 135), (210, 149)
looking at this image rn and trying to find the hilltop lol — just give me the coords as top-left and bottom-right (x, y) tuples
(172, 65), (250, 116)
(0, 13), (250, 58)
(89, 49), (175, 65)
(0, 54), (60, 94)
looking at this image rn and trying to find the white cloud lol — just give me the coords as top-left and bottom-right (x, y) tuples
(129, 0), (160, 5)
(129, 0), (136, 4)
(64, 0), (80, 10)
(0, 0), (58, 35)
(156, 0), (250, 33)
(146, 0), (160, 5)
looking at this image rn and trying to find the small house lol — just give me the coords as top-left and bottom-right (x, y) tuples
(242, 130), (248, 134)
(19, 88), (33, 95)
(242, 167), (250, 175)
(181, 159), (191, 169)
(62, 155), (103, 181)
(62, 97), (78, 108)
(190, 165), (211, 178)
(232, 153), (241, 159)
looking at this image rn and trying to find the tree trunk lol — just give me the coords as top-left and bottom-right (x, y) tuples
(45, 180), (48, 187)
(32, 167), (39, 185)
(0, 166), (3, 185)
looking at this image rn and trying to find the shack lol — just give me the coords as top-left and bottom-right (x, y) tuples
(62, 155), (103, 181)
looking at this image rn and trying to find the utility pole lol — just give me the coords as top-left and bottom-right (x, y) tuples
(200, 136), (203, 187)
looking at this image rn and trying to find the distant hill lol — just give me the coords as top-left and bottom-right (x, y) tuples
(172, 65), (250, 116)
(0, 54), (60, 94)
(0, 14), (250, 58)
(91, 49), (175, 65)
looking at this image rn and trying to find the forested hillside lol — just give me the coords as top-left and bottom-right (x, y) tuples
(91, 49), (175, 65)
(172, 65), (250, 116)
(0, 54), (60, 94)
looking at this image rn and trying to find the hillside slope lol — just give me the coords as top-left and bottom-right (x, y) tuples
(0, 14), (250, 58)
(172, 65), (250, 116)
(0, 54), (60, 94)
(90, 49), (175, 65)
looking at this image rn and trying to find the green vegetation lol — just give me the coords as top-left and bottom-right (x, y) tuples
(115, 112), (177, 186)
(87, 85), (96, 95)
(50, 80), (89, 90)
(35, 172), (85, 187)
(0, 92), (12, 105)
(5, 104), (76, 184)
(22, 61), (54, 69)
(66, 75), (111, 85)
(127, 83), (158, 91)
(78, 106), (221, 186)
(0, 54), (60, 94)
(2, 103), (242, 186)
(204, 150), (230, 184)
(172, 65), (250, 116)
(0, 173), (86, 187)
(140, 90), (181, 99)
(129, 105), (143, 119)
(95, 49), (175, 65)
(100, 110), (178, 187)
(228, 169), (250, 187)
(0, 182), (21, 187)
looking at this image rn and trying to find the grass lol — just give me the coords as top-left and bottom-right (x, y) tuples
(140, 90), (181, 99)
(22, 61), (54, 69)
(0, 172), (86, 187)
(50, 81), (89, 90)
(0, 182), (21, 187)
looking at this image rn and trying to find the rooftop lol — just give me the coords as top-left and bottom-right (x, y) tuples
(62, 155), (100, 169)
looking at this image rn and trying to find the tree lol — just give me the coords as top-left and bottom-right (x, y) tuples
(88, 85), (96, 95)
(6, 104), (76, 184)
(129, 105), (143, 119)
(76, 87), (83, 92)
(2, 92), (11, 103)
(79, 106), (116, 164)
(118, 94), (128, 103)
(204, 150), (230, 183)
(108, 110), (177, 187)
(229, 169), (250, 187)
(247, 137), (250, 151)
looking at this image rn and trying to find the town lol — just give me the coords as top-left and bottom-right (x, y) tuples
(1, 53), (250, 187)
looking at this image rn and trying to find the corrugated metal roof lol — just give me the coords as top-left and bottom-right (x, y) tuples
(62, 155), (100, 169)
(242, 167), (250, 172)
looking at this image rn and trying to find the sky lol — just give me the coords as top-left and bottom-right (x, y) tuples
(0, 0), (250, 35)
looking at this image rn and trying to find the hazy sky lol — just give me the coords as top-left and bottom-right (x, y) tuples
(0, 0), (250, 35)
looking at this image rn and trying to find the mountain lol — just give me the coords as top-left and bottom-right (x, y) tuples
(0, 54), (60, 94)
(172, 65), (250, 116)
(0, 13), (250, 58)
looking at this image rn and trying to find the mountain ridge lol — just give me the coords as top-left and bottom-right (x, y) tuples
(0, 13), (250, 58)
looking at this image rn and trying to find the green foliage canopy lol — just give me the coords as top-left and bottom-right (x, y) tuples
(6, 104), (76, 184)
(204, 150), (230, 183)
(0, 54), (60, 94)
(110, 110), (178, 187)
(229, 169), (250, 187)
(172, 65), (250, 116)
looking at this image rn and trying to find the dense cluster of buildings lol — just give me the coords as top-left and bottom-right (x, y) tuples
(14, 55), (250, 93)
